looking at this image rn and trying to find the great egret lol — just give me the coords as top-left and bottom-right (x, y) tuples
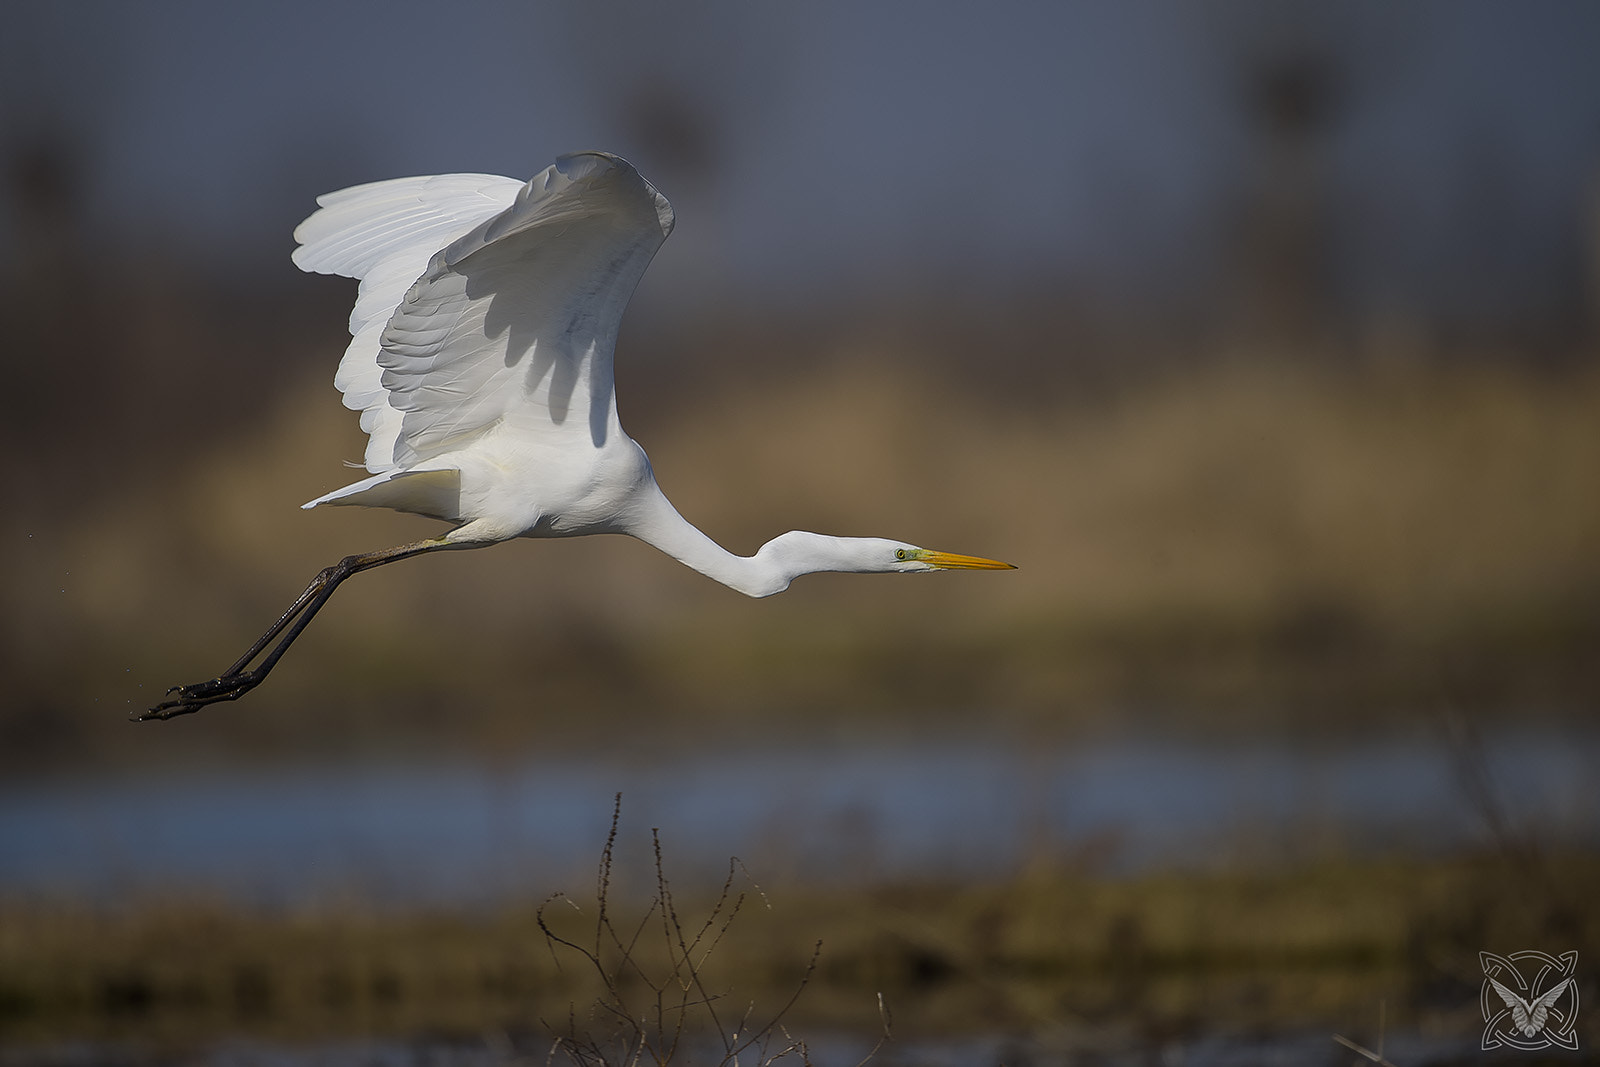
(144, 152), (1013, 720)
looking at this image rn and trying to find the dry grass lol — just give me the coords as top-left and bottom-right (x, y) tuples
(4, 350), (1599, 764)
(3, 841), (1596, 1054)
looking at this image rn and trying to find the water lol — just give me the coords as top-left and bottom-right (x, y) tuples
(0, 1029), (1485, 1067)
(1, 726), (1595, 907)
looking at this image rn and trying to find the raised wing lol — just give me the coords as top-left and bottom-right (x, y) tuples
(374, 152), (673, 468)
(1490, 978), (1537, 1035)
(293, 172), (526, 471)
(1527, 977), (1571, 1035)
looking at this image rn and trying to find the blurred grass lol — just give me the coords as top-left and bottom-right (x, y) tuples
(4, 347), (1598, 766)
(2, 848), (1596, 1052)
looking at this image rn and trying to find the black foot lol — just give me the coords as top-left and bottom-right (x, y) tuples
(138, 672), (264, 721)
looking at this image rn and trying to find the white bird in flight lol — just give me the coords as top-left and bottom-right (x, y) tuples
(145, 152), (1013, 720)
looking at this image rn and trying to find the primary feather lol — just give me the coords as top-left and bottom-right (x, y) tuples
(293, 172), (526, 472)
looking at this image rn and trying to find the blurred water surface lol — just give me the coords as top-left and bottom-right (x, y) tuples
(3, 723), (1594, 908)
(0, 1029), (1484, 1067)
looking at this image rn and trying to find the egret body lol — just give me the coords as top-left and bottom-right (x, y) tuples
(146, 152), (1012, 719)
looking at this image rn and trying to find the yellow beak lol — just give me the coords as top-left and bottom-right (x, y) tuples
(916, 549), (1017, 570)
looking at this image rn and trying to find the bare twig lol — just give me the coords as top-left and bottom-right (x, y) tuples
(539, 796), (824, 1066)
(1332, 1033), (1402, 1067)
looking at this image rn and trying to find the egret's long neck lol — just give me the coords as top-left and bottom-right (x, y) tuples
(623, 486), (866, 598)
(622, 486), (788, 597)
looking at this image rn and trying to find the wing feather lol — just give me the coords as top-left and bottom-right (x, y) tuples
(1529, 977), (1571, 1034)
(292, 173), (524, 281)
(376, 152), (674, 467)
(293, 173), (525, 471)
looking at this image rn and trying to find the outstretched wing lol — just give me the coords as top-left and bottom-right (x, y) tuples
(293, 153), (672, 474)
(293, 172), (526, 472)
(1490, 977), (1535, 1035)
(336, 153), (675, 476)
(1527, 977), (1571, 1034)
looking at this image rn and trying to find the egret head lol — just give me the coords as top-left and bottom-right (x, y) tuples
(762, 533), (1014, 578)
(887, 543), (1017, 574)
(731, 532), (1014, 596)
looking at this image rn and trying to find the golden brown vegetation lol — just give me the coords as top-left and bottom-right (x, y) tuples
(3, 841), (1596, 1056)
(4, 346), (1597, 765)
(1, 347), (1596, 767)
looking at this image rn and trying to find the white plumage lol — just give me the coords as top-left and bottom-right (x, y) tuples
(294, 172), (526, 472)
(145, 152), (1011, 719)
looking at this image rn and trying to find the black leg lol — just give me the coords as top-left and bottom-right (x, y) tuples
(139, 538), (454, 721)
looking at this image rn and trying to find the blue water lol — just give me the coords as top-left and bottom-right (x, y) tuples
(0, 1028), (1485, 1067)
(1, 727), (1595, 907)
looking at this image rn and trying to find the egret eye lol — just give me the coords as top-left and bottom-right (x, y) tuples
(895, 549), (908, 561)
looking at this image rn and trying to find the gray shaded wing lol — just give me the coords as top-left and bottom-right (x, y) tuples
(377, 152), (674, 466)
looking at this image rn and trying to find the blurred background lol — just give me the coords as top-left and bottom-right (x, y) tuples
(2, 1), (1599, 1063)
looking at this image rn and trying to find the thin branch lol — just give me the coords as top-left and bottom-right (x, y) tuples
(1332, 1033), (1402, 1067)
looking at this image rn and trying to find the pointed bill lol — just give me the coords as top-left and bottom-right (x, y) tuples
(915, 549), (1016, 570)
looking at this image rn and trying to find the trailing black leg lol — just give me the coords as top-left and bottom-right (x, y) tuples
(140, 538), (453, 721)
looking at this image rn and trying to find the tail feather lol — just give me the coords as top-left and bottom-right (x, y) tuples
(303, 467), (461, 522)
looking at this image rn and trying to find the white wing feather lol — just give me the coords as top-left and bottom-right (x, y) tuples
(292, 173), (525, 471)
(1490, 975), (1571, 1036)
(1490, 978), (1534, 1034)
(376, 152), (673, 467)
(1528, 977), (1571, 1034)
